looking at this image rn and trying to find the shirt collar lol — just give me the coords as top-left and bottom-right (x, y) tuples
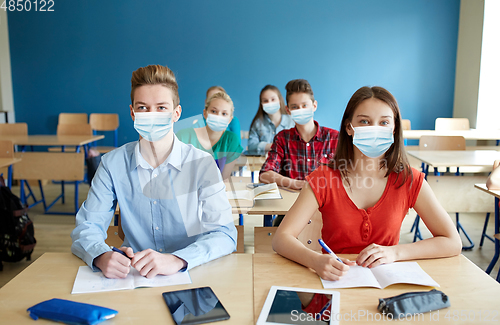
(292, 120), (321, 141)
(134, 135), (183, 172)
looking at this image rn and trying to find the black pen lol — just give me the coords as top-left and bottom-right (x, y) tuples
(111, 246), (131, 259)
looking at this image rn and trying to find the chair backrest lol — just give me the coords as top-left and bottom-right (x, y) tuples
(0, 123), (28, 136)
(58, 113), (88, 125)
(240, 130), (249, 139)
(57, 123), (92, 136)
(401, 119), (411, 130)
(89, 113), (119, 131)
(0, 140), (14, 158)
(435, 118), (470, 131)
(419, 136), (466, 150)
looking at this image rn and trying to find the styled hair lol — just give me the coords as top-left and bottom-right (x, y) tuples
(206, 86), (226, 99)
(328, 86), (411, 188)
(205, 91), (234, 114)
(285, 79), (315, 104)
(249, 85), (287, 131)
(130, 64), (180, 107)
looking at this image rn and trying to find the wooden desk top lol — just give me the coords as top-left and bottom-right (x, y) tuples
(475, 183), (500, 199)
(0, 253), (253, 325)
(0, 157), (21, 169)
(404, 129), (500, 140)
(407, 150), (500, 168)
(253, 253), (500, 324)
(247, 188), (299, 215)
(0, 134), (104, 146)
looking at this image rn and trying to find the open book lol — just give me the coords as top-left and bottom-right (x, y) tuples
(71, 266), (192, 294)
(321, 262), (439, 289)
(226, 182), (282, 201)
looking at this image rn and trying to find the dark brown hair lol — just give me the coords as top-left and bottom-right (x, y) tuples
(249, 85), (287, 131)
(328, 86), (411, 187)
(130, 64), (179, 107)
(285, 79), (315, 104)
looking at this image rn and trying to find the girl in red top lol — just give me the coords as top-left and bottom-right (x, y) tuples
(272, 86), (462, 281)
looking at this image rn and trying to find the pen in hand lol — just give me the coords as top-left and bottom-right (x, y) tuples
(111, 246), (131, 259)
(318, 239), (344, 264)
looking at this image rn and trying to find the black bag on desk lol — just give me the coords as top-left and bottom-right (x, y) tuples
(378, 289), (450, 319)
(0, 175), (36, 271)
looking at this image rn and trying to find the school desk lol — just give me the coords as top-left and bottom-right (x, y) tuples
(253, 253), (500, 324)
(475, 184), (500, 281)
(0, 253), (253, 325)
(233, 154), (267, 182)
(407, 150), (500, 249)
(404, 129), (500, 142)
(0, 157), (21, 188)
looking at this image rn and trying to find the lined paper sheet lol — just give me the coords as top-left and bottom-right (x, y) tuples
(71, 266), (192, 294)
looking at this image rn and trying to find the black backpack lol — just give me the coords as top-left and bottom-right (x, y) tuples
(0, 176), (36, 271)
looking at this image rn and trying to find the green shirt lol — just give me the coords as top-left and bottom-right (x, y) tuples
(176, 128), (243, 171)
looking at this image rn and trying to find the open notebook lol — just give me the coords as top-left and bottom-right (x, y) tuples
(321, 262), (439, 289)
(71, 266), (192, 294)
(226, 182), (282, 201)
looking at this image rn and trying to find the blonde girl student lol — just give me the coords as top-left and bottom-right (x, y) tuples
(247, 85), (294, 155)
(176, 92), (243, 180)
(272, 86), (462, 281)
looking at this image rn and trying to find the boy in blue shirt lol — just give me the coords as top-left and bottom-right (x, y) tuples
(71, 64), (237, 279)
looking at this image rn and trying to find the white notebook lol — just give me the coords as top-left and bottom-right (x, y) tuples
(321, 262), (439, 289)
(226, 182), (282, 201)
(71, 266), (192, 294)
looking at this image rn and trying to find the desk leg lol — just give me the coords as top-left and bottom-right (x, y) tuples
(456, 213), (474, 250)
(264, 215), (273, 227)
(7, 165), (12, 188)
(486, 197), (499, 276)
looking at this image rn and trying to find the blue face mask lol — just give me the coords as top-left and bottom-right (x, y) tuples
(290, 108), (314, 125)
(206, 114), (230, 132)
(351, 124), (394, 158)
(262, 102), (280, 115)
(133, 111), (173, 142)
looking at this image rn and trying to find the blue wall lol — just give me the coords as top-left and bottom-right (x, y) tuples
(8, 0), (460, 146)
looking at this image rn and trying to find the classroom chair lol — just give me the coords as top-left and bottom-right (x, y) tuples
(0, 122), (28, 136)
(49, 123), (93, 153)
(254, 211), (322, 253)
(58, 113), (88, 125)
(410, 136), (474, 249)
(435, 117), (470, 131)
(89, 113), (119, 153)
(0, 140), (15, 188)
(402, 119), (411, 130)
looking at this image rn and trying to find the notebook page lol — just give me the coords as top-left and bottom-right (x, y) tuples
(321, 265), (382, 289)
(133, 268), (192, 288)
(370, 262), (439, 289)
(71, 266), (135, 294)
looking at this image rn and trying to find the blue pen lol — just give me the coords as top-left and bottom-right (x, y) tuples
(318, 239), (344, 264)
(111, 246), (131, 259)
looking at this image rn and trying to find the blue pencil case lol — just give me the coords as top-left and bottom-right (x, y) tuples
(27, 298), (118, 325)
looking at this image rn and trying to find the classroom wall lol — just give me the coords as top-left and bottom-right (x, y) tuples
(7, 0), (460, 146)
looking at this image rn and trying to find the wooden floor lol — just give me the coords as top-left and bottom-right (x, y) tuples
(1, 179), (499, 287)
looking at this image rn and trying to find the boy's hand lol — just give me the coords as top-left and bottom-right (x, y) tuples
(131, 249), (187, 278)
(356, 243), (397, 268)
(94, 248), (132, 279)
(312, 253), (354, 281)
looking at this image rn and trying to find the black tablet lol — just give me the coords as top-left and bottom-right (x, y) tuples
(162, 287), (230, 325)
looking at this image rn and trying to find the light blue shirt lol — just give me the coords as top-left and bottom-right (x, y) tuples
(247, 114), (294, 155)
(71, 135), (237, 271)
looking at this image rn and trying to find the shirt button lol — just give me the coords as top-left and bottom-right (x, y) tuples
(365, 223), (368, 227)
(306, 143), (310, 147)
(307, 159), (310, 161)
(159, 248), (163, 252)
(153, 174), (157, 178)
(153, 201), (157, 204)
(155, 227), (159, 230)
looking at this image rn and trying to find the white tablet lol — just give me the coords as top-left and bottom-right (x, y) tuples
(257, 286), (340, 325)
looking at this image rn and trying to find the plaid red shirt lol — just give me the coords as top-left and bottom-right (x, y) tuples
(260, 121), (339, 180)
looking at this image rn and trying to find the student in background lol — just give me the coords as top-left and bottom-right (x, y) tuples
(259, 79), (339, 191)
(247, 85), (294, 155)
(486, 160), (500, 190)
(71, 64), (237, 279)
(272, 86), (462, 281)
(176, 92), (243, 180)
(193, 86), (242, 143)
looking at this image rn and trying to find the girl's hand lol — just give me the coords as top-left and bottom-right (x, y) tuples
(356, 243), (397, 268)
(312, 253), (355, 281)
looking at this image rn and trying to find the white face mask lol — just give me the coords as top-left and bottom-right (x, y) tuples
(290, 108), (314, 125)
(350, 123), (394, 158)
(262, 102), (280, 115)
(206, 114), (230, 132)
(133, 111), (173, 142)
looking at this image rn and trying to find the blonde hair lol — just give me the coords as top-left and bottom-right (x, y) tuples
(206, 85), (226, 99)
(205, 92), (234, 114)
(130, 64), (180, 106)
